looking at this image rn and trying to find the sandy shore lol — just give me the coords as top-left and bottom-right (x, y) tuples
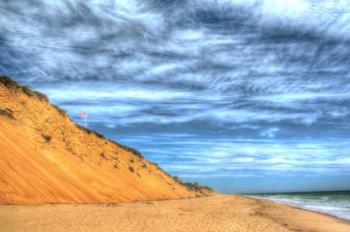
(0, 195), (349, 232)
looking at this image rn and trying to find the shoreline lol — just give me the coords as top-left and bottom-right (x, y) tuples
(1, 195), (350, 232)
(248, 196), (350, 232)
(246, 195), (350, 224)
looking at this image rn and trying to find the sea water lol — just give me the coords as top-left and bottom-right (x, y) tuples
(253, 191), (350, 220)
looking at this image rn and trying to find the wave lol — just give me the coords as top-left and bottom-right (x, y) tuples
(255, 191), (350, 220)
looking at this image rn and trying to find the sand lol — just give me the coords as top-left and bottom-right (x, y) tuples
(0, 78), (203, 205)
(0, 195), (349, 232)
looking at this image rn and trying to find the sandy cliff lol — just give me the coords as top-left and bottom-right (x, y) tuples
(0, 76), (210, 204)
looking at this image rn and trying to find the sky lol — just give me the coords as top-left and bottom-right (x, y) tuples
(1, 0), (350, 193)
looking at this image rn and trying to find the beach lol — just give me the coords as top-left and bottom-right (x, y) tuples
(254, 191), (350, 221)
(1, 195), (349, 232)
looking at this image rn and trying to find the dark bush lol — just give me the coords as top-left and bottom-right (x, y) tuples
(0, 76), (48, 101)
(173, 176), (180, 182)
(77, 124), (107, 140)
(0, 108), (15, 120)
(172, 176), (213, 193)
(129, 166), (134, 173)
(100, 152), (107, 159)
(75, 122), (144, 160)
(53, 105), (67, 116)
(115, 142), (144, 159)
(42, 134), (52, 143)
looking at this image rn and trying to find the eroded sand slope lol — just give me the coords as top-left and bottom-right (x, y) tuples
(0, 77), (207, 204)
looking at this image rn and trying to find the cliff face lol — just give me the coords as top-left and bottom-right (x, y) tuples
(0, 77), (205, 204)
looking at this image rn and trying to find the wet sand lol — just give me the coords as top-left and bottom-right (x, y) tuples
(0, 195), (349, 232)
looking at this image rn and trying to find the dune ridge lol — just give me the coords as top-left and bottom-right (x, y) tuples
(0, 76), (211, 204)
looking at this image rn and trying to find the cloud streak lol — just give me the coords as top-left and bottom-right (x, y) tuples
(1, 0), (350, 192)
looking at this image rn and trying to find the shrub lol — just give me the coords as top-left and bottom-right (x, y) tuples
(0, 108), (15, 120)
(0, 76), (48, 101)
(115, 142), (144, 159)
(75, 122), (144, 160)
(172, 176), (213, 193)
(173, 176), (180, 182)
(129, 159), (134, 163)
(129, 166), (134, 173)
(42, 134), (52, 143)
(53, 105), (67, 116)
(100, 152), (107, 159)
(76, 125), (106, 139)
(22, 86), (48, 101)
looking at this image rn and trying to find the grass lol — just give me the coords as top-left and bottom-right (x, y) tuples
(0, 76), (48, 101)
(115, 142), (144, 159)
(75, 122), (144, 160)
(1, 76), (147, 166)
(182, 182), (213, 192)
(53, 105), (67, 116)
(76, 125), (106, 139)
(0, 77), (151, 179)
(0, 76), (67, 117)
(172, 176), (213, 193)
(0, 108), (16, 120)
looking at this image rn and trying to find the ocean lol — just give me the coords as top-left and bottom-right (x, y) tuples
(253, 191), (350, 221)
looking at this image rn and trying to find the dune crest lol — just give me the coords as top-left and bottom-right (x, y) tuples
(0, 76), (211, 204)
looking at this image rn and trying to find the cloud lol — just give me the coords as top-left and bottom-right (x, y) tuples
(1, 0), (350, 190)
(114, 133), (350, 178)
(260, 127), (279, 138)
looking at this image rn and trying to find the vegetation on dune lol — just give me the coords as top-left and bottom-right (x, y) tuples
(0, 76), (145, 162)
(100, 152), (107, 159)
(52, 105), (67, 116)
(77, 124), (103, 137)
(1, 76), (145, 164)
(1, 76), (213, 195)
(1, 76), (67, 116)
(0, 75), (212, 204)
(0, 76), (48, 101)
(183, 182), (213, 192)
(42, 134), (52, 143)
(115, 142), (144, 159)
(0, 108), (16, 120)
(173, 176), (213, 193)
(76, 124), (144, 159)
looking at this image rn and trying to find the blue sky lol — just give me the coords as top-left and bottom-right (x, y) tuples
(1, 0), (350, 193)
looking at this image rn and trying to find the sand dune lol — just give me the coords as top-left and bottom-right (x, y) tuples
(0, 77), (210, 204)
(2, 77), (347, 231)
(1, 195), (349, 232)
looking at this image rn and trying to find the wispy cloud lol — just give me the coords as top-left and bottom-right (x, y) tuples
(1, 0), (350, 192)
